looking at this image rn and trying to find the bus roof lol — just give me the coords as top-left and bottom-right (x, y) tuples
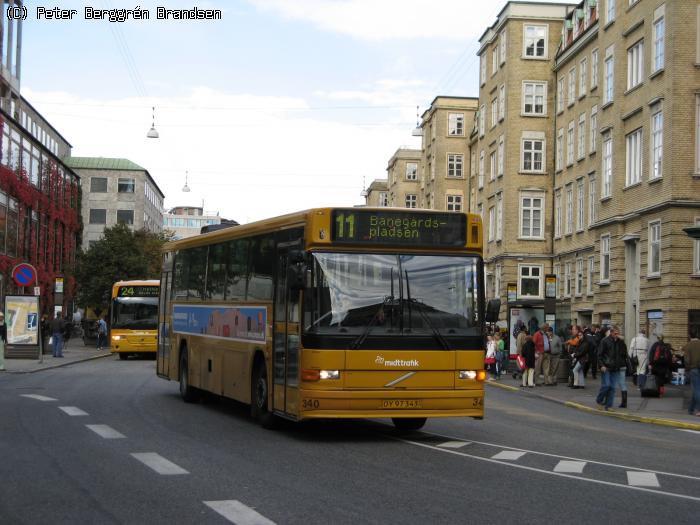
(112, 280), (160, 288)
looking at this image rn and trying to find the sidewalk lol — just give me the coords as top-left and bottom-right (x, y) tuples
(0, 338), (112, 374)
(487, 365), (700, 431)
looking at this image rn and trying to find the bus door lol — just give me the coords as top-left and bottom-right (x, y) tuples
(272, 241), (302, 417)
(157, 253), (174, 379)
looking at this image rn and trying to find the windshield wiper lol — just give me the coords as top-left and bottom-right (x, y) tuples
(404, 270), (451, 350)
(349, 268), (395, 350)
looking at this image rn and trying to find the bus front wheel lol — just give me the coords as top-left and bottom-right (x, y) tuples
(252, 362), (276, 429)
(392, 417), (427, 431)
(179, 351), (200, 403)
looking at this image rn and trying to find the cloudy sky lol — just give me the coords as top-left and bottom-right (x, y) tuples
(20, 0), (564, 223)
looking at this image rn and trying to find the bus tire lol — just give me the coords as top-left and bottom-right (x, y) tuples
(118, 353), (128, 360)
(179, 350), (200, 403)
(392, 417), (426, 431)
(252, 361), (276, 429)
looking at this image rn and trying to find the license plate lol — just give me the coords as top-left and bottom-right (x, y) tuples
(380, 399), (422, 409)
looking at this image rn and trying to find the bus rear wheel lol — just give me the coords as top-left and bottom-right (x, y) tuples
(118, 353), (128, 360)
(392, 417), (427, 431)
(179, 351), (200, 403)
(252, 362), (276, 429)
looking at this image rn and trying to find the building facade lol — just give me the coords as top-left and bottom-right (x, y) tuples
(386, 148), (421, 208)
(163, 205), (229, 239)
(65, 157), (165, 250)
(362, 179), (389, 207)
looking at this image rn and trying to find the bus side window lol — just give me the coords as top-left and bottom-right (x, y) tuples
(225, 239), (248, 301)
(247, 235), (274, 302)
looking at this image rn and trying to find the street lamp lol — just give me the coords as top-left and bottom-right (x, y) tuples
(182, 171), (191, 192)
(147, 106), (159, 138)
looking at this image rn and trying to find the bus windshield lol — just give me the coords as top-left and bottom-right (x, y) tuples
(303, 252), (481, 349)
(112, 297), (159, 330)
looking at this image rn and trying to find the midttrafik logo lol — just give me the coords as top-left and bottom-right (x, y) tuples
(375, 356), (419, 367)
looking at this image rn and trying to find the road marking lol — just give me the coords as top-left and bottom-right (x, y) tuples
(678, 429), (700, 435)
(437, 441), (470, 449)
(131, 453), (188, 475)
(491, 450), (526, 461)
(627, 471), (660, 487)
(86, 424), (126, 439)
(58, 406), (88, 416)
(20, 394), (57, 402)
(204, 500), (276, 525)
(554, 460), (586, 474)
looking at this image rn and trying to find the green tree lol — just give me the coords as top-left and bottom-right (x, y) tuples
(75, 224), (172, 311)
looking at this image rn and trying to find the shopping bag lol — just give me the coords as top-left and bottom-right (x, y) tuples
(48, 336), (53, 345)
(640, 374), (659, 397)
(516, 355), (526, 371)
(484, 357), (496, 365)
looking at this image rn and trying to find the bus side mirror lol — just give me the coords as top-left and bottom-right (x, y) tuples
(485, 299), (501, 323)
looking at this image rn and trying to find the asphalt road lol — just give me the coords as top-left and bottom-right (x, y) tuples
(1, 357), (699, 525)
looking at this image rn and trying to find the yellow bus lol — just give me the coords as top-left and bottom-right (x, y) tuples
(157, 208), (492, 430)
(110, 280), (160, 360)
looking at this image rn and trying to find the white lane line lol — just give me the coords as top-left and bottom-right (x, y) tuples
(131, 453), (189, 475)
(204, 500), (276, 525)
(20, 394), (57, 402)
(554, 460), (586, 474)
(678, 429), (700, 435)
(86, 424), (126, 439)
(491, 450), (526, 461)
(394, 437), (700, 503)
(627, 471), (660, 487)
(437, 441), (470, 449)
(58, 406), (88, 416)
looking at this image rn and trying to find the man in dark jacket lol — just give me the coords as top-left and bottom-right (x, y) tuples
(595, 325), (628, 410)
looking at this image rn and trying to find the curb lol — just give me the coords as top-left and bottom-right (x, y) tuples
(486, 381), (700, 431)
(4, 352), (114, 374)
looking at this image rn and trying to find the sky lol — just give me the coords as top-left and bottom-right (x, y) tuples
(19, 0), (567, 223)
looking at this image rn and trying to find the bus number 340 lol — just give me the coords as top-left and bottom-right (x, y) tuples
(302, 399), (320, 410)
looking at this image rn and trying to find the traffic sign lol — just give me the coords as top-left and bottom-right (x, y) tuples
(12, 263), (38, 287)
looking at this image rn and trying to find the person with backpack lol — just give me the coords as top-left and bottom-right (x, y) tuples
(96, 315), (108, 351)
(596, 325), (628, 410)
(648, 335), (672, 397)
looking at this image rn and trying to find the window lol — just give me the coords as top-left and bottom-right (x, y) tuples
(605, 0), (615, 25)
(500, 31), (507, 64)
(648, 220), (661, 276)
(650, 109), (663, 180)
(495, 264), (502, 299)
(379, 192), (389, 207)
(590, 105), (598, 153)
(405, 194), (417, 208)
(697, 95), (700, 174)
(576, 179), (585, 232)
(491, 98), (498, 128)
(587, 255), (595, 294)
(600, 234), (611, 282)
(565, 183), (574, 235)
(521, 192), (544, 239)
(492, 47), (499, 75)
(118, 178), (135, 193)
(478, 151), (485, 189)
(652, 9), (664, 72)
(568, 68), (576, 106)
(488, 207), (495, 242)
(480, 55), (486, 85)
(497, 136), (504, 176)
(567, 121), (575, 166)
(553, 263), (561, 299)
(91, 177), (107, 193)
(556, 128), (564, 171)
(489, 151), (496, 181)
(496, 192), (503, 241)
(627, 40), (644, 90)
(602, 134), (613, 197)
(117, 209), (134, 225)
(518, 265), (542, 298)
(589, 175), (597, 225)
(554, 189), (562, 237)
(564, 262), (572, 297)
(579, 57), (588, 96)
(625, 128), (642, 186)
(448, 113), (464, 136)
(446, 194), (462, 212)
(575, 258), (584, 296)
(498, 85), (506, 120)
(523, 82), (546, 115)
(694, 218), (700, 275)
(604, 47), (614, 104)
(522, 138), (544, 172)
(557, 78), (564, 113)
(89, 209), (106, 224)
(578, 113), (586, 159)
(405, 162), (418, 180)
(448, 154), (463, 178)
(479, 105), (485, 136)
(591, 49), (599, 88)
(524, 25), (547, 58)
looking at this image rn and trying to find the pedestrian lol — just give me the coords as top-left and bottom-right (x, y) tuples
(485, 335), (497, 380)
(616, 332), (630, 408)
(40, 314), (49, 354)
(596, 325), (628, 410)
(513, 326), (528, 380)
(63, 314), (72, 345)
(495, 331), (506, 378)
(532, 322), (550, 386)
(51, 313), (65, 358)
(567, 325), (588, 389)
(682, 329), (700, 416)
(0, 312), (7, 371)
(521, 333), (536, 388)
(96, 315), (108, 351)
(648, 335), (672, 397)
(583, 324), (601, 379)
(546, 327), (563, 385)
(629, 328), (649, 387)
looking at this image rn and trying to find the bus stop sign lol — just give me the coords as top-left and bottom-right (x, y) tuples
(12, 263), (38, 287)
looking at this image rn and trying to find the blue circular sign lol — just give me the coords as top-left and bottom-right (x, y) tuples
(12, 263), (37, 287)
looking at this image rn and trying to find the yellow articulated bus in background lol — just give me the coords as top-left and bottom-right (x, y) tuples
(111, 280), (160, 360)
(157, 208), (496, 430)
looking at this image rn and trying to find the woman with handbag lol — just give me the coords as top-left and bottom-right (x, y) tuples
(567, 326), (588, 389)
(521, 333), (536, 387)
(485, 335), (497, 380)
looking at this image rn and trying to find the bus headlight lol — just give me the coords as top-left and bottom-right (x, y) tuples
(112, 335), (122, 341)
(459, 370), (477, 380)
(319, 370), (340, 380)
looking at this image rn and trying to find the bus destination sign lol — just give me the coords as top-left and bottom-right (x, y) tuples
(331, 209), (466, 246)
(118, 286), (160, 297)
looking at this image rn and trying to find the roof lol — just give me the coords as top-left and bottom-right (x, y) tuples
(63, 157), (147, 171)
